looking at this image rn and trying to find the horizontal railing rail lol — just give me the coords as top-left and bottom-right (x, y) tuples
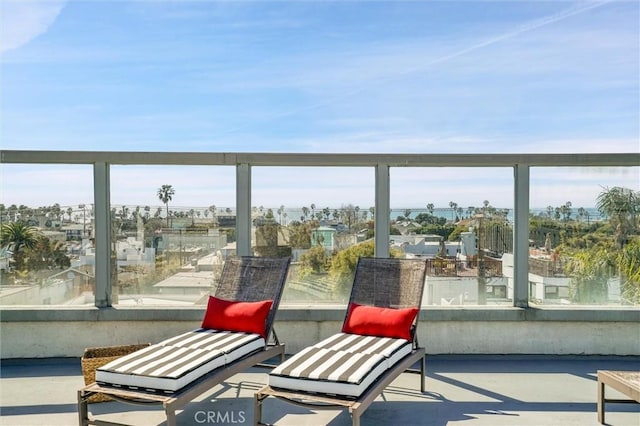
(2, 150), (639, 167)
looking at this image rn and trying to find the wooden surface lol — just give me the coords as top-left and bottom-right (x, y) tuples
(597, 370), (640, 425)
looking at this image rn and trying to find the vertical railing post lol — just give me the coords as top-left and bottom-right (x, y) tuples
(93, 162), (111, 307)
(236, 163), (251, 256)
(375, 164), (390, 258)
(513, 163), (530, 308)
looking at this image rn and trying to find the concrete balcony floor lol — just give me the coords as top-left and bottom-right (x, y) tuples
(1, 355), (639, 426)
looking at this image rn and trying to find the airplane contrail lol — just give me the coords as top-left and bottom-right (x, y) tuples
(215, 0), (616, 137)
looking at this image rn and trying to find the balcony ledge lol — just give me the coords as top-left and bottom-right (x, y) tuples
(1, 304), (638, 323)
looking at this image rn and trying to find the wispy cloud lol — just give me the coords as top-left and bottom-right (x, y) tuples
(1, 1), (637, 158)
(190, 1), (635, 145)
(0, 0), (67, 54)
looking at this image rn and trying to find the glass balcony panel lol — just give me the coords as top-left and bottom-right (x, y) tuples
(390, 167), (514, 306)
(0, 164), (94, 306)
(251, 167), (375, 305)
(110, 165), (235, 306)
(529, 166), (640, 306)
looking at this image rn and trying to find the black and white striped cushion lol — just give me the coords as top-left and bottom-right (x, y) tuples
(269, 333), (412, 397)
(96, 329), (264, 393)
(313, 333), (410, 359)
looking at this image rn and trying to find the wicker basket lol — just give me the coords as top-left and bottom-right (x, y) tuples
(81, 343), (150, 403)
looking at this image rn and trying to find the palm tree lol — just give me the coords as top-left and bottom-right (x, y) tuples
(323, 207), (330, 220)
(1, 222), (41, 271)
(596, 186), (639, 249)
(577, 207), (586, 223)
(566, 246), (613, 303)
(561, 201), (572, 222)
(449, 201), (458, 222)
(277, 205), (284, 225)
(157, 184), (175, 227)
(25, 236), (70, 271)
(426, 203), (434, 216)
(595, 186), (640, 304)
(467, 206), (475, 219)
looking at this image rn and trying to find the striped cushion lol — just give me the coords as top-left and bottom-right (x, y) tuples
(269, 333), (412, 397)
(96, 329), (265, 393)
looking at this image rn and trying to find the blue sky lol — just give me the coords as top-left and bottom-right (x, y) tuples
(0, 0), (638, 209)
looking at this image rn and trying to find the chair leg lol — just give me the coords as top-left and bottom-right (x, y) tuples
(352, 410), (360, 426)
(597, 379), (605, 424)
(166, 408), (177, 426)
(421, 355), (426, 392)
(254, 392), (265, 426)
(77, 389), (89, 426)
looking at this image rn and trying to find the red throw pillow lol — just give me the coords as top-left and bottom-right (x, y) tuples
(201, 296), (273, 338)
(342, 302), (419, 341)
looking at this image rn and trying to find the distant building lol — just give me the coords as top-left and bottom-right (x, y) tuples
(60, 223), (85, 240)
(392, 234), (461, 259)
(311, 226), (336, 251)
(153, 270), (214, 296)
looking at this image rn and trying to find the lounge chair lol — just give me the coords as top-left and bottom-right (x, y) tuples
(254, 257), (427, 426)
(78, 256), (291, 426)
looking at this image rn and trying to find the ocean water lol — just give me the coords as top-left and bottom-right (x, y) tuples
(389, 207), (604, 223)
(272, 207), (604, 224)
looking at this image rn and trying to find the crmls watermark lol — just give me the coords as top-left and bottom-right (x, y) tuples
(194, 410), (246, 424)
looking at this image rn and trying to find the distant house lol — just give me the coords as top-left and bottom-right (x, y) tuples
(311, 226), (336, 251)
(60, 224), (84, 240)
(153, 271), (214, 296)
(0, 246), (11, 272)
(41, 229), (67, 243)
(393, 220), (421, 235)
(46, 267), (95, 292)
(391, 234), (461, 258)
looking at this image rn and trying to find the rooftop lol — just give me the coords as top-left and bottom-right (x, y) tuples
(1, 355), (638, 426)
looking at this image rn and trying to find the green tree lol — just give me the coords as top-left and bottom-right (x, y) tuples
(299, 245), (329, 277)
(565, 245), (615, 304)
(596, 186), (639, 249)
(288, 220), (312, 249)
(415, 213), (446, 226)
(449, 201), (458, 221)
(157, 184), (175, 227)
(596, 186), (640, 302)
(329, 241), (402, 296)
(426, 203), (434, 215)
(322, 207), (331, 220)
(1, 222), (41, 271)
(329, 240), (376, 296)
(23, 237), (70, 271)
(619, 237), (640, 304)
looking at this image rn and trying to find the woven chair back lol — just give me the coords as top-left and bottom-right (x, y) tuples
(215, 256), (291, 339)
(345, 257), (427, 339)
